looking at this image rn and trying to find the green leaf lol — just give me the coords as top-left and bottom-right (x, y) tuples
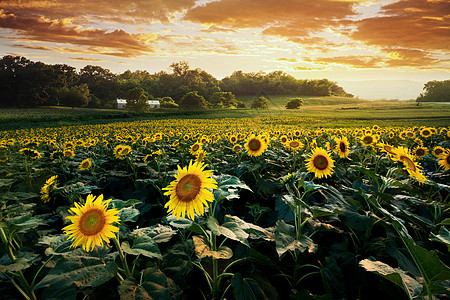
(360, 258), (422, 299)
(207, 216), (249, 247)
(193, 236), (233, 259)
(122, 235), (162, 259)
(161, 240), (193, 286)
(213, 174), (252, 201)
(439, 218), (450, 226)
(275, 220), (316, 257)
(430, 226), (450, 250)
(0, 178), (15, 188)
(0, 252), (39, 273)
(34, 248), (114, 297)
(118, 268), (171, 300)
(132, 224), (177, 244)
(165, 215), (192, 229)
(110, 198), (142, 210)
(2, 191), (39, 201)
(10, 215), (45, 233)
(38, 235), (73, 256)
(119, 206), (140, 222)
(231, 273), (269, 300)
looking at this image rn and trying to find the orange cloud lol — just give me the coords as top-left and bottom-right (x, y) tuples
(69, 57), (106, 62)
(351, 0), (450, 51)
(305, 55), (382, 68)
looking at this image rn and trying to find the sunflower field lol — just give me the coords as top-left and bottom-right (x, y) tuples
(1, 116), (450, 300)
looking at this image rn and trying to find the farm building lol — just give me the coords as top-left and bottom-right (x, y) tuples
(116, 99), (160, 109)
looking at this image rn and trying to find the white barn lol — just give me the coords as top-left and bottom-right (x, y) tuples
(116, 99), (160, 109)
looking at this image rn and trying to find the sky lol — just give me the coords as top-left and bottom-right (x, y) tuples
(0, 0), (449, 99)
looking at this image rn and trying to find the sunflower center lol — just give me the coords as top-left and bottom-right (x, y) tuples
(281, 137), (287, 143)
(339, 142), (346, 152)
(290, 141), (300, 148)
(446, 155), (450, 164)
(176, 174), (202, 202)
(313, 155), (328, 170)
(422, 130), (430, 136)
(79, 209), (106, 236)
(192, 144), (200, 152)
(435, 148), (443, 156)
(248, 139), (262, 151)
(363, 136), (373, 144)
(400, 155), (416, 172)
(416, 148), (425, 156)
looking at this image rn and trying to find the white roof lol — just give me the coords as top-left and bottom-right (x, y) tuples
(116, 99), (160, 104)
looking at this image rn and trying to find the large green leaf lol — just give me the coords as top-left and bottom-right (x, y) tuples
(122, 235), (162, 259)
(119, 206), (140, 222)
(213, 174), (252, 201)
(275, 220), (316, 257)
(38, 234), (73, 256)
(231, 273), (270, 300)
(360, 258), (422, 299)
(192, 235), (233, 259)
(132, 224), (177, 244)
(207, 216), (250, 247)
(2, 191), (39, 201)
(118, 268), (171, 300)
(160, 240), (193, 286)
(0, 251), (39, 273)
(430, 226), (450, 251)
(34, 248), (117, 299)
(110, 198), (142, 210)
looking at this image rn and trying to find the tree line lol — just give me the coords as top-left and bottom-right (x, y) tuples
(416, 80), (450, 102)
(0, 55), (353, 109)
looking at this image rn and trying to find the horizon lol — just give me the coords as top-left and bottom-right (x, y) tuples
(0, 0), (449, 100)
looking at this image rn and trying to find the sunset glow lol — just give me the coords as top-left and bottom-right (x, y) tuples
(0, 0), (448, 98)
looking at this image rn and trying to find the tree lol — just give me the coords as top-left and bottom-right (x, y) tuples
(79, 65), (118, 107)
(159, 96), (179, 109)
(417, 80), (450, 102)
(126, 87), (150, 112)
(286, 98), (304, 109)
(210, 92), (238, 108)
(179, 91), (209, 110)
(59, 84), (90, 107)
(251, 96), (269, 109)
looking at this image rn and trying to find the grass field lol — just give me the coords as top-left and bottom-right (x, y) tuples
(0, 96), (449, 130)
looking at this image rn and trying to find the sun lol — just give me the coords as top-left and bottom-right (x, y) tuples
(305, 147), (335, 179)
(163, 160), (217, 220)
(63, 194), (120, 252)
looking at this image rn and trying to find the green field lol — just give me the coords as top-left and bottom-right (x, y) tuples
(1, 96), (449, 130)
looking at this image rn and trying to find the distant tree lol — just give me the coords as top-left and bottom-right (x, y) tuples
(286, 98), (304, 109)
(79, 65), (118, 107)
(237, 101), (246, 108)
(126, 87), (150, 112)
(251, 96), (269, 109)
(59, 84), (90, 107)
(210, 92), (238, 108)
(417, 80), (450, 102)
(179, 91), (209, 110)
(159, 96), (179, 108)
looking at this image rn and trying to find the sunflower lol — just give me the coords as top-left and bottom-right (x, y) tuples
(0, 156), (7, 162)
(63, 194), (120, 252)
(437, 150), (450, 171)
(244, 135), (267, 157)
(63, 149), (75, 157)
(190, 142), (203, 155)
(19, 148), (41, 159)
(279, 135), (289, 144)
(361, 134), (376, 146)
(286, 140), (303, 151)
(229, 135), (238, 144)
(419, 127), (432, 138)
(378, 142), (397, 157)
(50, 150), (63, 160)
(413, 146), (428, 158)
(195, 150), (206, 163)
(79, 158), (92, 170)
(305, 147), (335, 179)
(113, 145), (130, 159)
(163, 161), (217, 220)
(173, 140), (180, 147)
(392, 147), (427, 184)
(432, 146), (446, 158)
(232, 144), (242, 153)
(40, 175), (58, 203)
(335, 137), (350, 158)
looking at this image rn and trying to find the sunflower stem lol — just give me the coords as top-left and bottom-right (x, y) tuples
(112, 236), (133, 279)
(212, 233), (219, 300)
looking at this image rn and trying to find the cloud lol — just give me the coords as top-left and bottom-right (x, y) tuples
(184, 0), (357, 34)
(305, 55), (383, 68)
(201, 25), (237, 33)
(351, 0), (450, 51)
(69, 57), (106, 62)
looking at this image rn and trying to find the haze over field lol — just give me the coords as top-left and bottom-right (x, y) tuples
(0, 0), (448, 100)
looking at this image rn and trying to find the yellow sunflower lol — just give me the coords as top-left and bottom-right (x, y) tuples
(378, 142), (397, 157)
(195, 150), (206, 163)
(244, 135), (267, 157)
(361, 134), (376, 146)
(163, 161), (217, 220)
(413, 146), (428, 158)
(432, 146), (446, 158)
(279, 135), (289, 144)
(286, 140), (303, 151)
(40, 175), (58, 203)
(63, 194), (120, 252)
(173, 140), (180, 147)
(437, 150), (450, 171)
(335, 137), (350, 158)
(420, 127), (432, 138)
(19, 148), (41, 159)
(79, 158), (92, 170)
(392, 147), (427, 184)
(229, 135), (238, 144)
(232, 144), (242, 153)
(305, 147), (335, 179)
(190, 142), (203, 155)
(63, 149), (75, 157)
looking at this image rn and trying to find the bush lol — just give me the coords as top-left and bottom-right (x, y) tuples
(159, 97), (179, 109)
(285, 98), (303, 109)
(180, 91), (209, 110)
(251, 97), (269, 109)
(126, 87), (150, 112)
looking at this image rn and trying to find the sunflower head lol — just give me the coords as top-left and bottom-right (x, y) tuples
(79, 158), (92, 170)
(305, 147), (335, 179)
(162, 160), (217, 220)
(361, 134), (376, 146)
(438, 150), (450, 171)
(335, 137), (350, 158)
(245, 135), (267, 157)
(432, 146), (446, 158)
(40, 175), (58, 203)
(190, 142), (203, 155)
(286, 140), (303, 151)
(413, 146), (428, 158)
(392, 147), (427, 183)
(63, 194), (120, 252)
